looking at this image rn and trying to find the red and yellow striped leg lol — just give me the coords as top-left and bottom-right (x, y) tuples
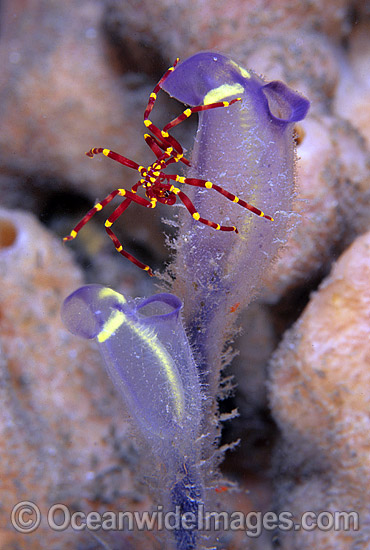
(167, 175), (274, 221)
(169, 186), (238, 233)
(63, 188), (155, 243)
(143, 118), (185, 157)
(142, 59), (186, 156)
(63, 188), (125, 242)
(162, 98), (241, 132)
(86, 148), (141, 171)
(143, 134), (191, 167)
(143, 134), (165, 159)
(143, 58), (180, 121)
(104, 200), (154, 276)
(143, 98), (241, 158)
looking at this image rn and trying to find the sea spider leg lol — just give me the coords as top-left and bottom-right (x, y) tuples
(168, 184), (238, 233)
(104, 199), (154, 275)
(63, 185), (156, 243)
(167, 175), (274, 221)
(162, 98), (241, 132)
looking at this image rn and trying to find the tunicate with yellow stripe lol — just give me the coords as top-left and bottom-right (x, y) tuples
(61, 285), (202, 444)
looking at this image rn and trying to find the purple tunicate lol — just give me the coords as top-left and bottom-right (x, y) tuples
(161, 51), (309, 422)
(162, 52), (309, 320)
(61, 285), (202, 447)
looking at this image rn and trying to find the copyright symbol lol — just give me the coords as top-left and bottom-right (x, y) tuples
(11, 501), (41, 533)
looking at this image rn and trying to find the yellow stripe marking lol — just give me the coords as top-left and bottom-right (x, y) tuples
(144, 120), (151, 127)
(118, 189), (126, 196)
(184, 108), (192, 117)
(193, 212), (200, 221)
(161, 130), (169, 138)
(203, 83), (244, 105)
(70, 230), (77, 238)
(105, 220), (112, 228)
(205, 181), (212, 189)
(233, 196), (239, 203)
(97, 310), (125, 343)
(175, 176), (185, 183)
(169, 186), (180, 194)
(94, 203), (103, 211)
(150, 92), (156, 99)
(103, 149), (110, 156)
(229, 60), (251, 79)
(98, 287), (127, 304)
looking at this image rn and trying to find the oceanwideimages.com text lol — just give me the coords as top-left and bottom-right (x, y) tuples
(11, 501), (359, 537)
